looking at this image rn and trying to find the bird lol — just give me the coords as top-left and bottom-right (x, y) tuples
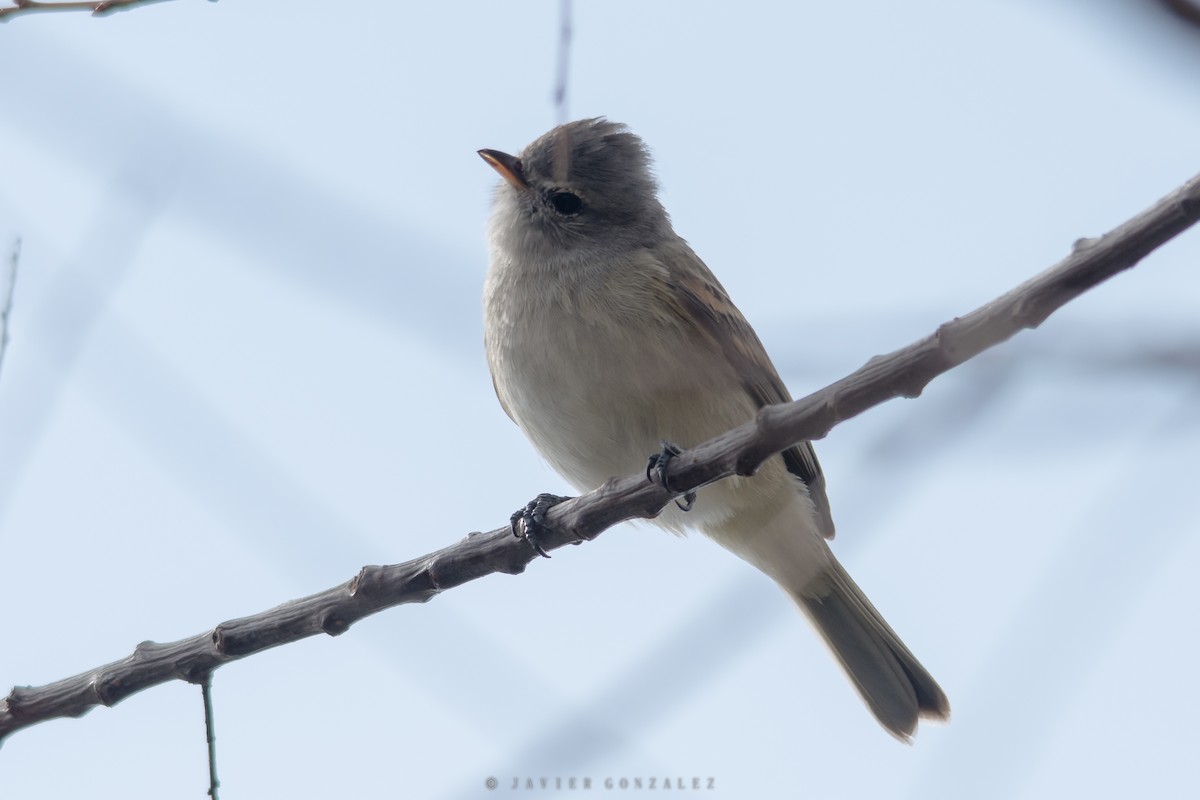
(478, 118), (949, 740)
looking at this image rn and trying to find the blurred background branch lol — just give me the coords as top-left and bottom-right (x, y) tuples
(0, 239), (17, 383)
(1163, 0), (1200, 28)
(554, 0), (573, 124)
(0, 0), (187, 22)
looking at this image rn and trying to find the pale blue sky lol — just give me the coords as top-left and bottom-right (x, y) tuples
(2, 2), (1198, 798)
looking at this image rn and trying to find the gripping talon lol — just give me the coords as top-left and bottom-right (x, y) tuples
(646, 440), (683, 491)
(510, 493), (571, 558)
(646, 440), (696, 513)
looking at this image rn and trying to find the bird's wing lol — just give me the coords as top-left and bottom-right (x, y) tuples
(490, 372), (516, 424)
(662, 242), (836, 539)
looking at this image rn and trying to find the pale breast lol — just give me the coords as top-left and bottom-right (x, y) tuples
(484, 252), (756, 495)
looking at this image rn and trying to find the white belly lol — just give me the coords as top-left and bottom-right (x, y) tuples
(485, 268), (789, 533)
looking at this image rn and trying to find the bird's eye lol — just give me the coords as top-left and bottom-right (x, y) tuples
(549, 191), (583, 216)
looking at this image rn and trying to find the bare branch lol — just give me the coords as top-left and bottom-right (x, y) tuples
(0, 239), (17, 382)
(2, 170), (1199, 744)
(0, 0), (200, 23)
(202, 677), (219, 800)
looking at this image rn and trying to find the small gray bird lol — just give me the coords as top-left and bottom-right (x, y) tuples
(479, 118), (949, 740)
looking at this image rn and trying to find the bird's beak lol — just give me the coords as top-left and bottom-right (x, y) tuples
(478, 148), (529, 191)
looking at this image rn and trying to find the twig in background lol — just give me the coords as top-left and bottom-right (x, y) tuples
(0, 0), (204, 23)
(554, 0), (573, 124)
(0, 239), (18, 383)
(202, 676), (219, 800)
(1163, 0), (1200, 28)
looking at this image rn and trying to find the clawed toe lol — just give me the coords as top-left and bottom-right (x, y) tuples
(510, 493), (572, 557)
(645, 440), (698, 512)
(674, 490), (696, 512)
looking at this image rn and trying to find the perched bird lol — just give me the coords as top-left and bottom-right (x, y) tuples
(479, 118), (948, 740)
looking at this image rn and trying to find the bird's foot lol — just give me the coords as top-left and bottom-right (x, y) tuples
(510, 493), (573, 558)
(645, 440), (697, 512)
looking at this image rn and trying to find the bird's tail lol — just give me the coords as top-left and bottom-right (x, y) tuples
(702, 488), (949, 740)
(792, 557), (950, 740)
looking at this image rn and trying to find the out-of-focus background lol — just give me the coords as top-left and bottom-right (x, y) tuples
(1, 1), (1198, 797)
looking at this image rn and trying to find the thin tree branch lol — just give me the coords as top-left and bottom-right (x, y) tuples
(0, 239), (18, 383)
(0, 0), (199, 23)
(202, 676), (219, 800)
(2, 171), (1199, 745)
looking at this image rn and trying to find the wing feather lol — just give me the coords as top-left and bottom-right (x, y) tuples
(662, 241), (836, 538)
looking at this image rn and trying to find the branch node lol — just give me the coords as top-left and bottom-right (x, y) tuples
(319, 611), (352, 637)
(93, 673), (124, 707)
(350, 565), (386, 599)
(211, 626), (228, 656)
(178, 659), (215, 684)
(132, 639), (162, 657)
(424, 556), (445, 592)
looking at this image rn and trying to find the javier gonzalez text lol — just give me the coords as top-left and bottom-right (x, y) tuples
(486, 776), (717, 791)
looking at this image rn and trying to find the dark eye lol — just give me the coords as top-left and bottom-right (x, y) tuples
(549, 191), (583, 215)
